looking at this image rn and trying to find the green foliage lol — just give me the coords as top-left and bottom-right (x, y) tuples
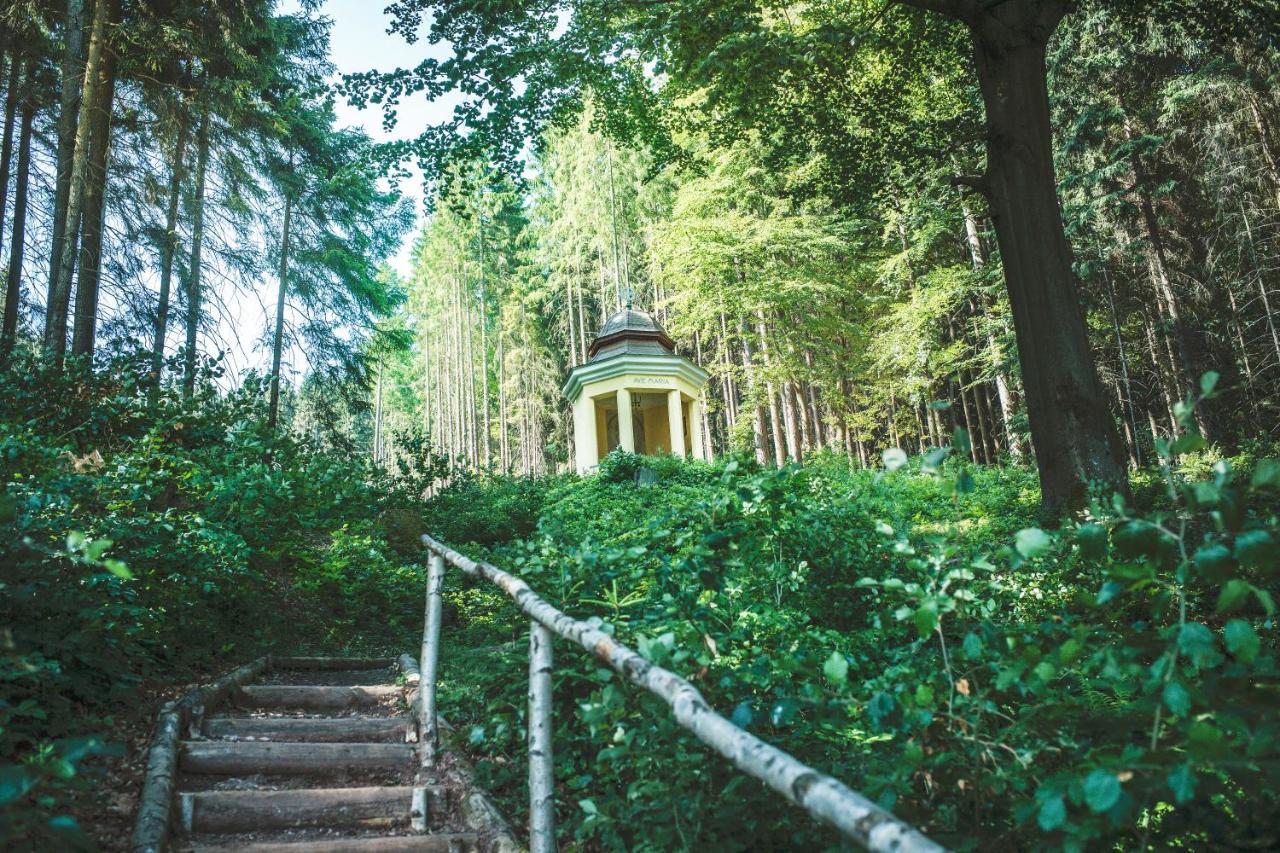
(0, 352), (426, 842)
(427, 416), (1276, 849)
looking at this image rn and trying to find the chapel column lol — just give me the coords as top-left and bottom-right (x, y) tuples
(617, 388), (636, 453)
(667, 389), (687, 457)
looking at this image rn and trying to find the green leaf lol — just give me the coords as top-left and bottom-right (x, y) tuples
(770, 699), (799, 727)
(1037, 794), (1067, 831)
(1075, 523), (1107, 560)
(1216, 579), (1251, 614)
(103, 559), (133, 580)
(1199, 371), (1219, 395)
(1195, 543), (1234, 581)
(951, 426), (971, 455)
(1163, 681), (1191, 717)
(882, 448), (908, 471)
(0, 765), (35, 805)
(1177, 622), (1221, 668)
(962, 632), (984, 659)
(1015, 527), (1052, 559)
(1250, 459), (1280, 489)
(1167, 764), (1197, 805)
(1171, 429), (1207, 455)
(1223, 619), (1260, 664)
(730, 701), (754, 728)
(1234, 530), (1276, 569)
(823, 651), (849, 685)
(1083, 769), (1122, 813)
(921, 447), (949, 471)
(913, 599), (939, 637)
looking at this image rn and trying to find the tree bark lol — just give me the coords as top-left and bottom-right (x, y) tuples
(961, 1), (1127, 514)
(0, 59), (20, 265)
(47, 0), (88, 314)
(150, 102), (191, 385)
(267, 191), (293, 429)
(69, 43), (117, 358)
(740, 323), (768, 465)
(1124, 117), (1213, 441)
(0, 90), (32, 364)
(45, 0), (112, 360)
(182, 104), (211, 398)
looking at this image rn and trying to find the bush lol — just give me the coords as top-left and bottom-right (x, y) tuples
(0, 352), (424, 845)
(425, 428), (1278, 850)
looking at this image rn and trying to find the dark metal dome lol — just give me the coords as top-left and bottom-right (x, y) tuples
(588, 309), (676, 362)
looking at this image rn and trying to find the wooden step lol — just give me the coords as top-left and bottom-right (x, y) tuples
(272, 657), (394, 670)
(181, 785), (443, 833)
(180, 742), (414, 775)
(204, 716), (411, 743)
(233, 685), (401, 711)
(187, 833), (476, 852)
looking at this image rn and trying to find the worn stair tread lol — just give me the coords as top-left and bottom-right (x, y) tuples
(233, 685), (402, 711)
(185, 832), (477, 852)
(181, 742), (414, 775)
(182, 785), (444, 833)
(271, 657), (395, 670)
(204, 715), (411, 743)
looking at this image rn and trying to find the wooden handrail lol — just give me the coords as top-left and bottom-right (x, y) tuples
(419, 533), (945, 853)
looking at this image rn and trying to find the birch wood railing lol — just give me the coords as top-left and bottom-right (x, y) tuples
(418, 534), (944, 853)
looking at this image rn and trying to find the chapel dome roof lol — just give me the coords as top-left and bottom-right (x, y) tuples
(588, 308), (676, 362)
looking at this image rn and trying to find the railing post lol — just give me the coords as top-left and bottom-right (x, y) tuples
(419, 551), (444, 769)
(528, 620), (556, 852)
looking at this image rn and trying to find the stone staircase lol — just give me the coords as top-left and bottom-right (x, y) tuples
(164, 657), (503, 852)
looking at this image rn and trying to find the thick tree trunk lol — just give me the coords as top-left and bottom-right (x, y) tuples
(0, 94), (32, 364)
(965, 4), (1126, 514)
(150, 104), (191, 385)
(182, 105), (211, 398)
(45, 0), (110, 359)
(267, 192), (293, 429)
(69, 44), (116, 358)
(48, 0), (88, 311)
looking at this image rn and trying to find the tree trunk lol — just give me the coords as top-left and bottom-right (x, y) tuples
(45, 0), (110, 359)
(0, 92), (32, 364)
(964, 3), (1127, 514)
(48, 0), (88, 324)
(498, 324), (509, 471)
(739, 324), (768, 465)
(1245, 90), (1280, 209)
(1101, 265), (1142, 467)
(0, 59), (21, 265)
(149, 102), (191, 385)
(182, 104), (211, 398)
(1125, 117), (1213, 441)
(372, 362), (384, 463)
(267, 192), (293, 429)
(1142, 307), (1178, 435)
(70, 43), (117, 358)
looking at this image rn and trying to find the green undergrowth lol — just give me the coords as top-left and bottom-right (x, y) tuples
(428, 430), (1279, 850)
(0, 353), (427, 848)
